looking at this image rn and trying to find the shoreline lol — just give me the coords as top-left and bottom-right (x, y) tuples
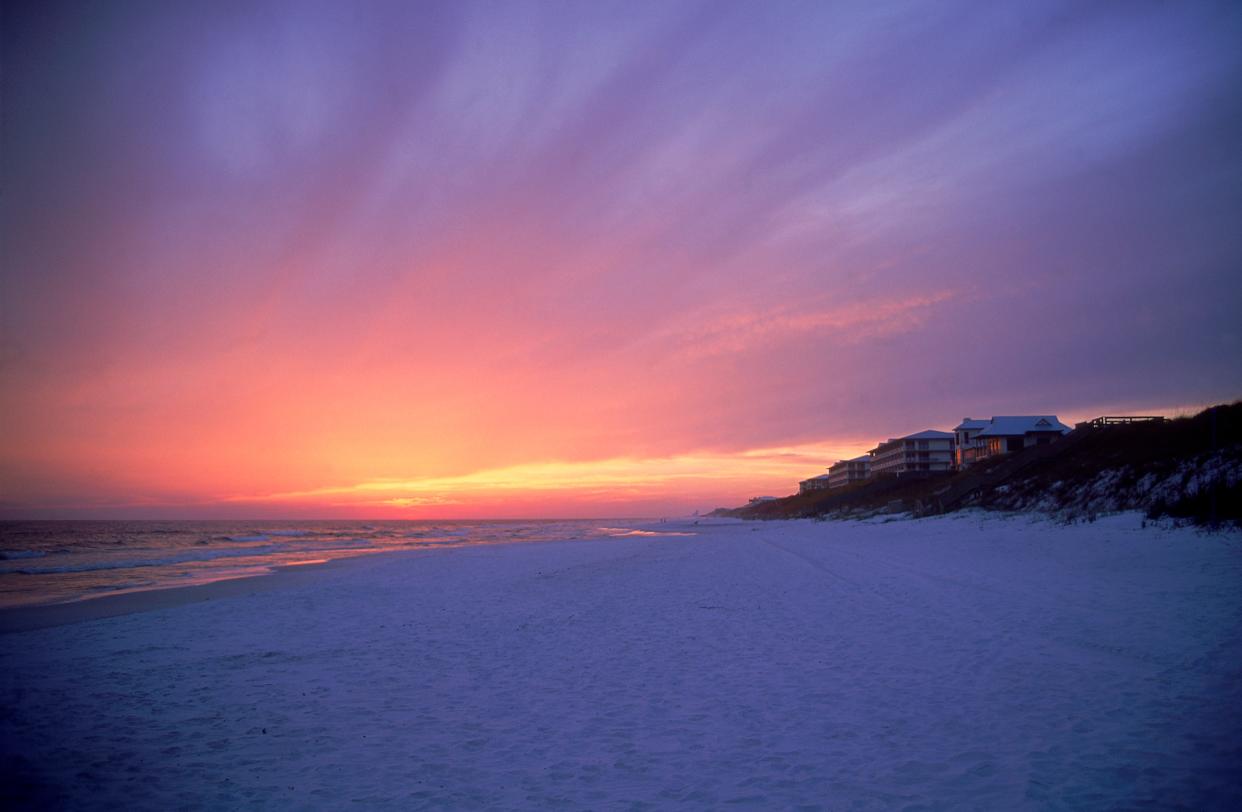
(0, 519), (706, 633)
(0, 513), (1182, 634)
(0, 524), (664, 633)
(0, 555), (371, 634)
(0, 513), (1131, 633)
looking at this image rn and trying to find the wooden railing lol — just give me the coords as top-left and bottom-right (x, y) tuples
(1086, 416), (1165, 428)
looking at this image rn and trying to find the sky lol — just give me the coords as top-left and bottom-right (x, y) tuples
(2, 0), (1241, 519)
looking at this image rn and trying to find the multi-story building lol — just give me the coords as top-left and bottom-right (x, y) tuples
(869, 430), (955, 476)
(966, 416), (1071, 465)
(827, 455), (872, 488)
(953, 418), (992, 468)
(798, 474), (832, 494)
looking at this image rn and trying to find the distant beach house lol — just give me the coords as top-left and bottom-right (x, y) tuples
(962, 416), (1071, 466)
(748, 496), (779, 505)
(953, 418), (992, 469)
(870, 430), (955, 476)
(827, 455), (872, 488)
(798, 474), (833, 494)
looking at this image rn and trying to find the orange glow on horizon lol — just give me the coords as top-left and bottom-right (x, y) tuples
(1, 433), (881, 517)
(218, 441), (878, 514)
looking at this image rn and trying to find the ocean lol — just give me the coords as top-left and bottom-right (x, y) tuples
(0, 519), (662, 608)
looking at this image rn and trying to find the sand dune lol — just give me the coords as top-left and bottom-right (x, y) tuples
(2, 513), (1240, 808)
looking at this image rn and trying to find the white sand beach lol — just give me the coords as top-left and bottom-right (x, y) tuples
(2, 513), (1240, 809)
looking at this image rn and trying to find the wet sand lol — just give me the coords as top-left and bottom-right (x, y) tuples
(0, 558), (358, 634)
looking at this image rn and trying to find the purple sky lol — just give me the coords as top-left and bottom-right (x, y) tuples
(2, 0), (1241, 516)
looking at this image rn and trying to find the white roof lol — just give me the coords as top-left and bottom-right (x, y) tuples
(954, 418), (991, 431)
(976, 416), (1070, 437)
(903, 429), (954, 440)
(871, 429), (953, 453)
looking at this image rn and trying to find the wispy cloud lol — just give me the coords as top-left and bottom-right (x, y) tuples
(651, 291), (958, 362)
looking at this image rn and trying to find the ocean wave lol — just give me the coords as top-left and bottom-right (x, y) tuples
(2, 538), (378, 575)
(598, 528), (697, 538)
(0, 550), (48, 560)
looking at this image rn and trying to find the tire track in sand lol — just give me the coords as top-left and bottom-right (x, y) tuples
(760, 535), (935, 612)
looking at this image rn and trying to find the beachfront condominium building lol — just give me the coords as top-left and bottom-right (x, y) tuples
(869, 430), (955, 476)
(827, 455), (872, 488)
(798, 474), (832, 494)
(964, 416), (1071, 465)
(953, 418), (992, 468)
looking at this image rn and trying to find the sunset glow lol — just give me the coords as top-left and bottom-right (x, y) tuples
(218, 442), (878, 518)
(2, 1), (1240, 518)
